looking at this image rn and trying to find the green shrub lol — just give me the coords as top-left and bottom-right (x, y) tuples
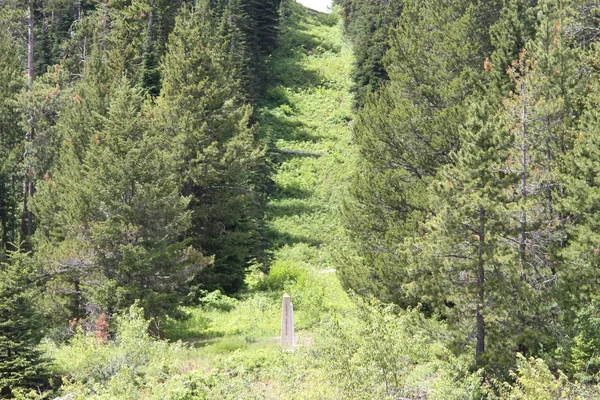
(564, 302), (600, 382)
(308, 303), (479, 400)
(198, 291), (238, 312)
(162, 310), (210, 341)
(484, 354), (600, 399)
(285, 271), (326, 329)
(252, 261), (308, 292)
(46, 303), (194, 399)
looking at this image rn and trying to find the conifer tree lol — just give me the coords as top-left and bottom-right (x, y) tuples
(0, 250), (47, 397)
(561, 78), (600, 366)
(493, 1), (586, 356)
(334, 0), (403, 108)
(0, 12), (25, 257)
(341, 0), (491, 307)
(424, 95), (516, 370)
(32, 78), (205, 322)
(155, 3), (263, 294)
(217, 0), (254, 100)
(425, 0), (589, 370)
(488, 0), (538, 93)
(217, 0), (280, 101)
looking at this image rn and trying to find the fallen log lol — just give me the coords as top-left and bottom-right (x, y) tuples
(269, 149), (325, 157)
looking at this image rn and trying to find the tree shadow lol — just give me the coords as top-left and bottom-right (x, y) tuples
(268, 231), (324, 249)
(273, 181), (314, 200)
(256, 1), (337, 267)
(267, 198), (317, 219)
(260, 109), (323, 146)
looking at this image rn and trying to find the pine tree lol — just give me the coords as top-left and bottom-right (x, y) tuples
(424, 95), (516, 370)
(32, 78), (205, 322)
(561, 77), (600, 375)
(0, 250), (47, 397)
(154, 3), (264, 294)
(493, 0), (586, 357)
(427, 0), (589, 370)
(0, 11), (25, 257)
(488, 0), (538, 94)
(334, 0), (403, 108)
(341, 0), (492, 308)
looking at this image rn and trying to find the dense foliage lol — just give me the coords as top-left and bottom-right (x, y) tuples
(342, 0), (600, 377)
(0, 0), (280, 393)
(3, 0), (600, 398)
(333, 0), (402, 107)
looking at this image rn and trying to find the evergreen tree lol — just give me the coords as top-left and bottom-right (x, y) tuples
(341, 0), (492, 308)
(334, 0), (403, 108)
(493, 1), (586, 359)
(217, 0), (254, 101)
(155, 3), (264, 294)
(32, 78), (205, 322)
(561, 77), (600, 375)
(423, 0), (588, 371)
(0, 12), (25, 257)
(0, 251), (47, 398)
(488, 0), (538, 94)
(218, 0), (280, 101)
(424, 95), (516, 370)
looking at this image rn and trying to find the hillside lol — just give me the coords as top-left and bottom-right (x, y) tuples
(35, 5), (510, 399)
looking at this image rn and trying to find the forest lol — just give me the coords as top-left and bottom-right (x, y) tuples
(2, 0), (600, 398)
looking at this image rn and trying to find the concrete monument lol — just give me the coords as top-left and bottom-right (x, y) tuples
(281, 294), (295, 348)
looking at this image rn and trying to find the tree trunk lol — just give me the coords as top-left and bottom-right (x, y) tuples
(21, 0), (35, 243)
(519, 72), (528, 281)
(475, 207), (486, 369)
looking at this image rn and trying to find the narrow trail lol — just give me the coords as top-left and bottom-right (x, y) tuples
(259, 2), (356, 320)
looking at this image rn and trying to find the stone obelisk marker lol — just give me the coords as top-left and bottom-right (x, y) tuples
(281, 294), (295, 348)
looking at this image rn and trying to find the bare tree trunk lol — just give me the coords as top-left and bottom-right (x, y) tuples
(475, 207), (486, 369)
(519, 73), (528, 282)
(21, 0), (35, 243)
(27, 1), (34, 87)
(143, 1), (155, 53)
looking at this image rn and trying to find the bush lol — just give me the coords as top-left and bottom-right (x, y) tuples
(565, 302), (600, 383)
(484, 354), (600, 400)
(272, 298), (480, 399)
(45, 303), (192, 399)
(250, 261), (308, 292)
(198, 291), (238, 312)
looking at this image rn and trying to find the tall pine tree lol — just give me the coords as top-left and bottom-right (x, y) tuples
(341, 0), (495, 308)
(32, 78), (205, 323)
(154, 3), (264, 294)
